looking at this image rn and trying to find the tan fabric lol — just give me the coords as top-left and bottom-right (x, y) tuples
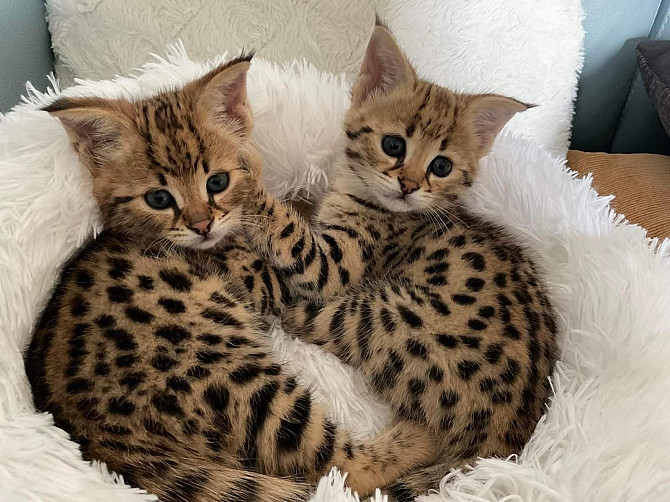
(567, 150), (670, 239)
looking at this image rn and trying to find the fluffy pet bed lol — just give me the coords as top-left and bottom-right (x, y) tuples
(2, 49), (670, 502)
(46, 0), (584, 157)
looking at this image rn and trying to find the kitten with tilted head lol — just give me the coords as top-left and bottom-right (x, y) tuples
(246, 23), (559, 499)
(25, 56), (439, 501)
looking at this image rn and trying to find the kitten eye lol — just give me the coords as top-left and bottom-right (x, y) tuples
(381, 135), (406, 158)
(429, 156), (453, 178)
(144, 189), (173, 209)
(206, 173), (229, 194)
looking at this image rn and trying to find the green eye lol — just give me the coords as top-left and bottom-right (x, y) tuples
(206, 173), (229, 194)
(429, 156), (453, 177)
(144, 189), (173, 209)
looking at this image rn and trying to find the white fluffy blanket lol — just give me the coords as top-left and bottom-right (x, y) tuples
(2, 50), (670, 502)
(46, 0), (584, 156)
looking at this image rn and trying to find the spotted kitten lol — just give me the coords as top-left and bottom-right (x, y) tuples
(25, 57), (437, 501)
(247, 25), (559, 499)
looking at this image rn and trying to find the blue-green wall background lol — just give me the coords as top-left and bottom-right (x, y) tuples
(0, 0), (53, 113)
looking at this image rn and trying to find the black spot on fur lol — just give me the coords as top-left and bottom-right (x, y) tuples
(478, 306), (495, 318)
(108, 396), (135, 415)
(427, 248), (449, 261)
(494, 273), (507, 288)
(198, 333), (222, 345)
(449, 235), (466, 248)
(480, 378), (497, 392)
(151, 392), (184, 417)
(151, 354), (177, 371)
(201, 308), (242, 327)
(104, 328), (137, 351)
(155, 325), (190, 344)
(500, 359), (521, 383)
(159, 269), (192, 292)
(75, 269), (94, 290)
(158, 297), (186, 314)
(313, 420), (337, 472)
(277, 392), (312, 452)
(284, 377), (297, 394)
(466, 277), (485, 292)
(406, 339), (429, 359)
(428, 365), (444, 382)
(440, 390), (460, 408)
(457, 360), (481, 380)
(204, 384), (229, 411)
(162, 470), (208, 502)
(108, 257), (132, 280)
(107, 285), (133, 303)
(94, 362), (110, 376)
(167, 376), (191, 393)
(397, 305), (423, 328)
(408, 378), (426, 395)
(66, 378), (91, 394)
(430, 297), (451, 316)
(115, 354), (137, 367)
(120, 371), (146, 391)
(452, 294), (476, 305)
(485, 343), (504, 364)
(425, 262), (449, 275)
(468, 319), (487, 331)
(492, 391), (512, 404)
(462, 252), (485, 271)
(436, 333), (458, 348)
(138, 275), (154, 290)
(504, 324), (521, 339)
(186, 365), (211, 379)
(230, 364), (263, 384)
(70, 294), (90, 317)
(242, 381), (279, 468)
(95, 314), (115, 328)
(427, 275), (447, 286)
(197, 350), (226, 364)
(380, 308), (396, 333)
(460, 335), (481, 349)
(125, 306), (155, 324)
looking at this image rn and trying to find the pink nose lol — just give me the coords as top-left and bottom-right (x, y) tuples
(188, 218), (212, 235)
(399, 178), (419, 195)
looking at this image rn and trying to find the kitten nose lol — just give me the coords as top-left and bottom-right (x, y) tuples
(399, 178), (419, 195)
(187, 215), (212, 235)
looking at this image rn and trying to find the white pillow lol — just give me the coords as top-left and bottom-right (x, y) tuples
(46, 0), (584, 156)
(2, 50), (670, 502)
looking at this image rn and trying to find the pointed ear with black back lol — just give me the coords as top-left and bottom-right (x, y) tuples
(197, 54), (254, 138)
(43, 96), (135, 172)
(465, 95), (533, 157)
(352, 23), (417, 107)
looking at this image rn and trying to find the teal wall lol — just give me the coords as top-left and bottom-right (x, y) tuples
(0, 0), (54, 113)
(573, 0), (670, 154)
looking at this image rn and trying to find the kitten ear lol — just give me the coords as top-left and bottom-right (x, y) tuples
(43, 97), (134, 171)
(352, 23), (416, 106)
(465, 95), (532, 156)
(198, 55), (253, 138)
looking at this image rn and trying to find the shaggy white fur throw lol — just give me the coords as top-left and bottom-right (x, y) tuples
(46, 0), (584, 156)
(2, 50), (670, 502)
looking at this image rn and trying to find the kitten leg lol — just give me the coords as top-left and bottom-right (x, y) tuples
(246, 190), (385, 302)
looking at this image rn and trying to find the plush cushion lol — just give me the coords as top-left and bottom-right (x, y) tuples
(45, 0), (584, 157)
(567, 150), (670, 239)
(637, 40), (670, 139)
(2, 50), (670, 502)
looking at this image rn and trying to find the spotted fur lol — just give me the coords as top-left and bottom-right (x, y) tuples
(26, 57), (437, 501)
(246, 25), (558, 498)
